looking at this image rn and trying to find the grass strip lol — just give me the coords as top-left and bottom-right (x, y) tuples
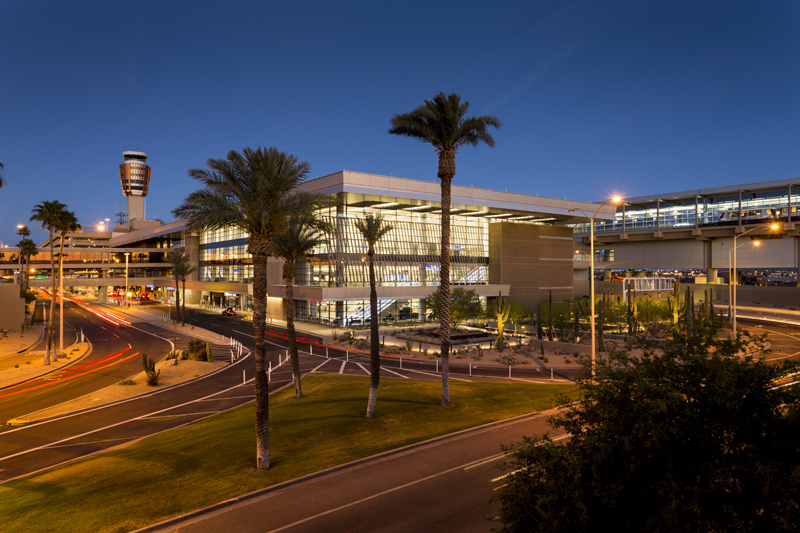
(0, 374), (576, 533)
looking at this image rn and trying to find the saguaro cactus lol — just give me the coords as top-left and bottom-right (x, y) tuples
(666, 278), (686, 329)
(493, 292), (511, 352)
(548, 290), (554, 342)
(142, 353), (160, 386)
(684, 286), (694, 337)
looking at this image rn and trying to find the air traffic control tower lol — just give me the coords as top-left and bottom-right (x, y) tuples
(118, 151), (151, 223)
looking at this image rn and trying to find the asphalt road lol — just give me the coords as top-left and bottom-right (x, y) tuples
(156, 411), (566, 533)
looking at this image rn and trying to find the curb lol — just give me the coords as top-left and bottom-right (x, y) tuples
(5, 350), (250, 426)
(0, 340), (93, 392)
(132, 408), (559, 533)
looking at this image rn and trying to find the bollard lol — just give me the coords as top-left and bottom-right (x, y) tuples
(551, 368), (553, 381)
(310, 345), (312, 356)
(436, 359), (439, 373)
(243, 370), (245, 384)
(346, 350), (349, 362)
(326, 347), (329, 358)
(509, 365), (511, 379)
(469, 362), (472, 376)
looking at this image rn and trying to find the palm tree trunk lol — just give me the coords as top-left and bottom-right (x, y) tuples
(174, 275), (180, 324)
(181, 278), (187, 327)
(438, 152), (455, 407)
(46, 229), (56, 365)
(366, 246), (380, 418)
(284, 261), (302, 398)
(58, 235), (66, 355)
(251, 242), (270, 470)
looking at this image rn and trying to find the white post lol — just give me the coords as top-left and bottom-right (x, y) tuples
(243, 370), (245, 384)
(347, 350), (349, 362)
(589, 215), (596, 380)
(124, 252), (129, 310)
(509, 365), (511, 379)
(469, 362), (472, 376)
(551, 368), (554, 381)
(59, 258), (64, 353)
(310, 345), (312, 356)
(436, 359), (439, 373)
(326, 347), (329, 358)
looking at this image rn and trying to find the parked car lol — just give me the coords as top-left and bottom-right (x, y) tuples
(222, 308), (237, 316)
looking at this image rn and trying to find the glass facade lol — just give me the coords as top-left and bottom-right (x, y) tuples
(574, 186), (800, 235)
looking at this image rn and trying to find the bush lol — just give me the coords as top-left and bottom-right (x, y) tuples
(118, 378), (136, 386)
(186, 339), (207, 361)
(497, 354), (519, 365)
(404, 339), (413, 351)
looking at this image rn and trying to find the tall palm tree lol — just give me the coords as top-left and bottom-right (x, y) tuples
(175, 256), (197, 326)
(273, 218), (330, 398)
(389, 92), (501, 406)
(0, 162), (5, 189)
(16, 238), (37, 297)
(54, 210), (81, 353)
(31, 201), (62, 364)
(165, 250), (187, 324)
(173, 146), (328, 470)
(30, 201), (79, 364)
(354, 214), (393, 418)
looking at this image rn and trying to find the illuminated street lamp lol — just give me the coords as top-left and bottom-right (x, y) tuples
(569, 196), (622, 379)
(730, 223), (779, 333)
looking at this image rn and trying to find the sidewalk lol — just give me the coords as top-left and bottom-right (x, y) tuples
(0, 324), (44, 360)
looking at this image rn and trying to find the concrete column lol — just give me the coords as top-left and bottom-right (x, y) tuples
(708, 268), (718, 284)
(604, 269), (612, 281)
(656, 199), (660, 231)
(694, 195), (699, 228)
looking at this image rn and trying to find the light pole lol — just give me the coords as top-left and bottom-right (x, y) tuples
(730, 223), (778, 333)
(569, 196), (621, 379)
(124, 252), (130, 308)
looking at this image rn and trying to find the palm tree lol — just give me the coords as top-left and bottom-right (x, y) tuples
(165, 250), (188, 325)
(389, 92), (501, 406)
(30, 201), (80, 364)
(173, 146), (328, 470)
(354, 214), (393, 418)
(54, 210), (81, 353)
(273, 218), (330, 398)
(175, 255), (197, 326)
(16, 238), (37, 297)
(0, 162), (5, 189)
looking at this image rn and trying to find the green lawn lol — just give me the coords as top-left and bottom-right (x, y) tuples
(0, 374), (576, 533)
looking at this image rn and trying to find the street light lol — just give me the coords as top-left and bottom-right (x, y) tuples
(124, 252), (130, 308)
(730, 223), (779, 333)
(569, 196), (622, 379)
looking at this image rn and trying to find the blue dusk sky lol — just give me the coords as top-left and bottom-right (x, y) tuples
(1, 0), (798, 245)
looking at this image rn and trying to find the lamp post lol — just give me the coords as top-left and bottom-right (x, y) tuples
(569, 196), (621, 379)
(124, 252), (130, 308)
(730, 223), (778, 333)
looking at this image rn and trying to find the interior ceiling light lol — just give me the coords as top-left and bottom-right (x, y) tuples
(404, 205), (431, 211)
(371, 202), (400, 208)
(485, 213), (514, 218)
(463, 210), (490, 216)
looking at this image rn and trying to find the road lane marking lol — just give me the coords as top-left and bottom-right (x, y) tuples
(356, 363), (370, 375)
(263, 453), (510, 533)
(339, 361), (347, 374)
(380, 366), (410, 379)
(490, 434), (572, 482)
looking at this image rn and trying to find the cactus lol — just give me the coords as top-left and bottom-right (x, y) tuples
(548, 290), (553, 342)
(206, 341), (213, 362)
(537, 302), (544, 340)
(666, 278), (686, 329)
(684, 286), (694, 337)
(492, 292), (511, 351)
(142, 353), (160, 386)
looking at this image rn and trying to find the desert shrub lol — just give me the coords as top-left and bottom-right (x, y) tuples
(497, 354), (519, 365)
(186, 339), (207, 360)
(404, 339), (413, 351)
(118, 378), (136, 385)
(142, 353), (160, 386)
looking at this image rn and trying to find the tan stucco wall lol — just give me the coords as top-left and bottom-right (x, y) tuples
(0, 284), (26, 331)
(489, 222), (574, 309)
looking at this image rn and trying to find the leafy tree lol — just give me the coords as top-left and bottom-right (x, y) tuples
(173, 147), (327, 470)
(274, 217), (331, 399)
(390, 92), (501, 406)
(30, 201), (79, 364)
(354, 214), (393, 418)
(424, 286), (482, 329)
(506, 298), (531, 334)
(493, 324), (800, 532)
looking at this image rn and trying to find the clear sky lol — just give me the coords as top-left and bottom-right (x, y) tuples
(1, 0), (798, 245)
